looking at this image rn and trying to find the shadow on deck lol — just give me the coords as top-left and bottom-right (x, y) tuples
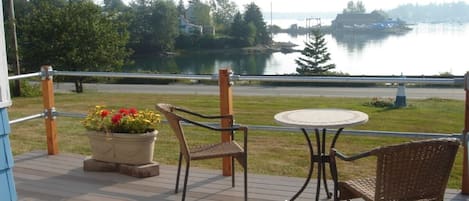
(14, 151), (469, 201)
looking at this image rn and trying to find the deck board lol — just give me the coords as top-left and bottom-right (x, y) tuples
(13, 151), (468, 201)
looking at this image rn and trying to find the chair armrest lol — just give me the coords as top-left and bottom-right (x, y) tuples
(332, 148), (372, 161)
(175, 107), (233, 120)
(181, 117), (245, 132)
(181, 118), (248, 150)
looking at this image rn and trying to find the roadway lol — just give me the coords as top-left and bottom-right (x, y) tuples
(52, 82), (465, 100)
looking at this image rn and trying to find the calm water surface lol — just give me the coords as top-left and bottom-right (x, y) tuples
(126, 23), (469, 76)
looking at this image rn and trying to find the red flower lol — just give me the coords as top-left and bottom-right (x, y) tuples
(119, 108), (129, 115)
(129, 108), (138, 116)
(111, 113), (123, 124)
(100, 110), (110, 118)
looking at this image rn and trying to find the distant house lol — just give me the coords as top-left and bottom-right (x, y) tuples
(180, 0), (215, 36)
(179, 16), (203, 35)
(331, 11), (407, 32)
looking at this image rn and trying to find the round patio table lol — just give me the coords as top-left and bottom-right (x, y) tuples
(274, 109), (368, 201)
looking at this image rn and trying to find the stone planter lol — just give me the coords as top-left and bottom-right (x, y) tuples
(87, 130), (157, 165)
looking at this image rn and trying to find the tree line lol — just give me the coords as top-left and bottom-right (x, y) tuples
(388, 2), (469, 23)
(3, 0), (271, 75)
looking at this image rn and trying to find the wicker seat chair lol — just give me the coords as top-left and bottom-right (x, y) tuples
(331, 138), (460, 201)
(156, 103), (248, 201)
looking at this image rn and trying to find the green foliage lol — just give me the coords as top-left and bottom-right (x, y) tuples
(9, 80), (41, 97)
(188, 0), (212, 26)
(82, 105), (161, 133)
(209, 0), (237, 33)
(19, 0), (131, 72)
(295, 29), (336, 75)
(364, 97), (395, 108)
(128, 0), (179, 53)
(243, 3), (270, 45)
(228, 3), (270, 47)
(438, 71), (454, 77)
(176, 0), (185, 16)
(102, 0), (127, 12)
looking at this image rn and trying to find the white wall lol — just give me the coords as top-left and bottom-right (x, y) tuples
(0, 1), (11, 108)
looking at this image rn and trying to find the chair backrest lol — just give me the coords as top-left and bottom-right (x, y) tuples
(156, 103), (191, 161)
(371, 138), (459, 201)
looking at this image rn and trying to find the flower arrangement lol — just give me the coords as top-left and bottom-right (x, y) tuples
(82, 105), (161, 134)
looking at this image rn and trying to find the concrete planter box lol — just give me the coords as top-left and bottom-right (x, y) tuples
(87, 131), (157, 165)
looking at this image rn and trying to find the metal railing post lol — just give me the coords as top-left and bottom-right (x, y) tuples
(394, 74), (407, 107)
(219, 68), (233, 176)
(41, 65), (58, 155)
(462, 72), (469, 194)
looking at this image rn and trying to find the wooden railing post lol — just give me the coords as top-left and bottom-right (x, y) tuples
(41, 65), (58, 155)
(219, 68), (233, 176)
(463, 72), (469, 194)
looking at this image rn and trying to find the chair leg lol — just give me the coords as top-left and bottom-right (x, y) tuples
(182, 160), (190, 201)
(232, 156), (235, 187)
(175, 153), (182, 194)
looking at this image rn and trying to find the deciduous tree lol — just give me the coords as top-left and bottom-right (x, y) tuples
(19, 0), (131, 92)
(209, 0), (237, 33)
(128, 0), (178, 53)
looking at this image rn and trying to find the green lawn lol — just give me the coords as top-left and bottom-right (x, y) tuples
(7, 92), (466, 188)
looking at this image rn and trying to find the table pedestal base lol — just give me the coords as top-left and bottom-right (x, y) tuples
(288, 128), (343, 201)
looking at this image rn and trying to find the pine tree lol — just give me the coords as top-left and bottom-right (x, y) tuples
(295, 29), (336, 75)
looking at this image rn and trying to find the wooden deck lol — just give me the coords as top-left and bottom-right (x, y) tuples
(14, 151), (469, 201)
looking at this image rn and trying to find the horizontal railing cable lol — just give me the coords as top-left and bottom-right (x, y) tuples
(8, 72), (42, 81)
(51, 111), (461, 140)
(9, 70), (464, 85)
(237, 75), (463, 85)
(54, 71), (215, 81)
(9, 113), (44, 125)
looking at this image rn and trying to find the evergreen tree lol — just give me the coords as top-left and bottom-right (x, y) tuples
(243, 3), (270, 45)
(295, 29), (335, 75)
(176, 0), (185, 17)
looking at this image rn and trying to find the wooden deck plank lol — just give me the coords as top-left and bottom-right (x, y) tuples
(12, 151), (469, 201)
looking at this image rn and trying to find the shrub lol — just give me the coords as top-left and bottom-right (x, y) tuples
(365, 97), (394, 108)
(9, 80), (42, 97)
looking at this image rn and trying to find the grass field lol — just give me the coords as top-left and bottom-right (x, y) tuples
(6, 91), (466, 188)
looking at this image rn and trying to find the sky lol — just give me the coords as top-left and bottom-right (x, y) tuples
(120, 0), (469, 13)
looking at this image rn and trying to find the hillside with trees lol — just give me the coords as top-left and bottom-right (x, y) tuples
(388, 2), (469, 23)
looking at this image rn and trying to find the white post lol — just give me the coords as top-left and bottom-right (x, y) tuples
(394, 74), (406, 107)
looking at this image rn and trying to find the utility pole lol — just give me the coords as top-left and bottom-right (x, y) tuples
(8, 0), (21, 96)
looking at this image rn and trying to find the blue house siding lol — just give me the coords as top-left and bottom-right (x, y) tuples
(0, 108), (16, 201)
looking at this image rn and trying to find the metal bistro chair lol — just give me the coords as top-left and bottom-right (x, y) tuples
(156, 103), (248, 201)
(330, 138), (460, 201)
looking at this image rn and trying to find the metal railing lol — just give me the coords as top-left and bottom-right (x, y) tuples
(52, 70), (464, 85)
(8, 69), (464, 136)
(7, 67), (469, 193)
